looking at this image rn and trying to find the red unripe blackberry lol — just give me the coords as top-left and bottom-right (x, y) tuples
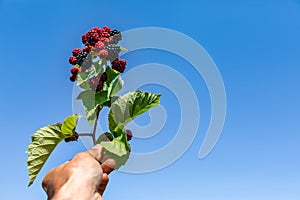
(82, 46), (90, 52)
(99, 50), (108, 58)
(100, 37), (110, 44)
(95, 41), (105, 50)
(111, 58), (126, 73)
(126, 129), (132, 141)
(89, 75), (103, 91)
(102, 26), (111, 33)
(101, 31), (111, 38)
(72, 48), (82, 56)
(82, 33), (88, 44)
(100, 72), (107, 81)
(70, 67), (80, 75)
(92, 27), (102, 35)
(69, 56), (77, 65)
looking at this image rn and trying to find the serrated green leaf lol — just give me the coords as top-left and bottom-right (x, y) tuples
(26, 124), (65, 186)
(108, 90), (161, 134)
(100, 133), (130, 168)
(61, 114), (78, 137)
(109, 76), (124, 97)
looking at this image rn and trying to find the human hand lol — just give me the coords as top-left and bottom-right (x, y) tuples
(42, 145), (115, 200)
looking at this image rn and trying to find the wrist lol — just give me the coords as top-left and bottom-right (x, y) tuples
(51, 181), (94, 200)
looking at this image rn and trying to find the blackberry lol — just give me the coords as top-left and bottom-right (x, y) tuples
(102, 26), (111, 33)
(112, 58), (126, 73)
(69, 56), (77, 65)
(69, 75), (77, 82)
(80, 54), (93, 72)
(82, 46), (90, 52)
(70, 67), (80, 75)
(64, 132), (79, 142)
(89, 75), (103, 92)
(98, 50), (108, 58)
(72, 48), (81, 56)
(95, 41), (105, 50)
(76, 51), (89, 66)
(110, 29), (122, 44)
(126, 129), (132, 141)
(105, 44), (121, 61)
(110, 29), (120, 36)
(100, 72), (107, 81)
(82, 28), (101, 46)
(101, 31), (110, 38)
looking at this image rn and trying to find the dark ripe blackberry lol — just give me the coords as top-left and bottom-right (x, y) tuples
(105, 44), (121, 61)
(110, 30), (122, 44)
(76, 51), (89, 66)
(69, 75), (77, 82)
(111, 58), (126, 73)
(110, 29), (121, 36)
(80, 53), (92, 71)
(64, 132), (79, 142)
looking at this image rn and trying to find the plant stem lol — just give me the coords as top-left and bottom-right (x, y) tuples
(78, 133), (93, 137)
(92, 106), (101, 145)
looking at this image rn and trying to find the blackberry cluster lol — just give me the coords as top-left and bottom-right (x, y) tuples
(89, 72), (108, 92)
(111, 58), (126, 73)
(64, 132), (79, 142)
(68, 26), (126, 83)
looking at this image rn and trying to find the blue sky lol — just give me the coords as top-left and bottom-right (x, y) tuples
(0, 0), (300, 199)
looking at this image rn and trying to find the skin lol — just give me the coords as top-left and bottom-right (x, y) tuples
(42, 145), (116, 200)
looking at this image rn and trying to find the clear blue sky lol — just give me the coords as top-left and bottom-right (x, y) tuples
(1, 0), (300, 199)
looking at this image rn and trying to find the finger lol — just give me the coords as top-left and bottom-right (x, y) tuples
(101, 158), (116, 174)
(88, 144), (105, 162)
(97, 173), (109, 195)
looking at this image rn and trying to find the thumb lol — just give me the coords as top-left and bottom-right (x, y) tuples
(87, 144), (105, 162)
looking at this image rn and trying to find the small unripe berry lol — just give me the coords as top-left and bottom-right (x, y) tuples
(69, 56), (77, 65)
(126, 129), (132, 141)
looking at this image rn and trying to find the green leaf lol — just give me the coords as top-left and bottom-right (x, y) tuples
(95, 91), (109, 105)
(100, 133), (130, 168)
(93, 59), (105, 76)
(61, 114), (78, 137)
(105, 67), (120, 84)
(120, 46), (128, 51)
(77, 71), (93, 90)
(96, 132), (114, 143)
(109, 76), (124, 97)
(108, 90), (161, 134)
(77, 90), (97, 125)
(26, 124), (65, 186)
